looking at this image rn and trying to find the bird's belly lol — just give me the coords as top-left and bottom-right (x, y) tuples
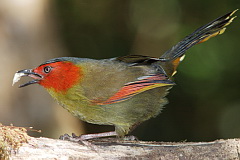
(58, 86), (171, 126)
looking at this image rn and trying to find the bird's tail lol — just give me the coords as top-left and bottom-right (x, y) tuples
(160, 9), (237, 76)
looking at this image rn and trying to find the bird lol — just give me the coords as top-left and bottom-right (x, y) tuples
(13, 10), (236, 140)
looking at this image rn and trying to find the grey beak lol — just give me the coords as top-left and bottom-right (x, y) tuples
(16, 69), (42, 88)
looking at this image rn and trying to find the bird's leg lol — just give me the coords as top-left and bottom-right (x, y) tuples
(59, 131), (118, 142)
(79, 131), (118, 140)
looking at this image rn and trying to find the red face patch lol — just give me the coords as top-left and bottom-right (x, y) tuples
(33, 61), (81, 93)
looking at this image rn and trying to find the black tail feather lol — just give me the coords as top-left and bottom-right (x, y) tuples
(160, 9), (237, 62)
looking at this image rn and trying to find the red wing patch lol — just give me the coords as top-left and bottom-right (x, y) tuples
(92, 74), (174, 105)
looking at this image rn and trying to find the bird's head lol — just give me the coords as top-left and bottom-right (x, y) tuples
(13, 57), (82, 93)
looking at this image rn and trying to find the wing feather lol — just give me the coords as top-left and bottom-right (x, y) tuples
(91, 74), (174, 105)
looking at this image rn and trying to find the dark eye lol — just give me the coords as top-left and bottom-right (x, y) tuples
(43, 66), (52, 73)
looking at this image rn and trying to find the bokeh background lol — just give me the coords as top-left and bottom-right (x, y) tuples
(0, 0), (240, 142)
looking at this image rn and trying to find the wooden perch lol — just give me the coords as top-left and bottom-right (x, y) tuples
(1, 124), (240, 159)
(8, 137), (240, 159)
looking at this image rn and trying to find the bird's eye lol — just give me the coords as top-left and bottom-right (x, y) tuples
(43, 66), (52, 73)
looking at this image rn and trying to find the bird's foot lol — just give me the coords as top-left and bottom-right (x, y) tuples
(59, 133), (97, 150)
(59, 133), (86, 145)
(123, 135), (138, 141)
(59, 133), (82, 142)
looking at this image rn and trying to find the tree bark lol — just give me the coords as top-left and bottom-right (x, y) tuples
(9, 137), (240, 160)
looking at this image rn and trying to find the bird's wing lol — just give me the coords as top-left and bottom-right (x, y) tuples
(91, 73), (174, 105)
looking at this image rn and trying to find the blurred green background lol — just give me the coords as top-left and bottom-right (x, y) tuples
(0, 0), (240, 142)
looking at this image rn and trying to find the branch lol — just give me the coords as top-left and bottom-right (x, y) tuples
(9, 137), (240, 159)
(1, 124), (239, 159)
